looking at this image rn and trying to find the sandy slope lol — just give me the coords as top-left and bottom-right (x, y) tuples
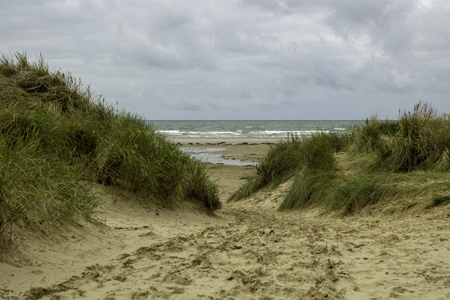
(2, 144), (450, 299)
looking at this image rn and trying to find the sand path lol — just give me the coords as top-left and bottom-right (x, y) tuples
(2, 144), (450, 299)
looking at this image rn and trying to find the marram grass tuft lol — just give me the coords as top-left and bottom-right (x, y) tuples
(0, 53), (220, 242)
(227, 131), (347, 202)
(232, 102), (450, 215)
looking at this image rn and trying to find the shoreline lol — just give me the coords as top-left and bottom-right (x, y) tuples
(175, 139), (281, 146)
(180, 142), (272, 200)
(181, 143), (272, 164)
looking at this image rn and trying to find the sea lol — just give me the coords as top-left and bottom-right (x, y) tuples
(150, 120), (356, 143)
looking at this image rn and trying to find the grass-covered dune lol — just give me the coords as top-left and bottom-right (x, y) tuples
(0, 53), (220, 242)
(229, 102), (450, 215)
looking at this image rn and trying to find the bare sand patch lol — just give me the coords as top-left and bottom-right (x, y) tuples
(2, 143), (450, 299)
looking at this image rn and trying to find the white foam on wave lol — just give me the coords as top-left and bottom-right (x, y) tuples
(159, 128), (340, 140)
(261, 130), (330, 135)
(158, 130), (180, 133)
(209, 131), (240, 135)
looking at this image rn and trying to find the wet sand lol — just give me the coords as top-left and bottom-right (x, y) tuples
(2, 143), (450, 299)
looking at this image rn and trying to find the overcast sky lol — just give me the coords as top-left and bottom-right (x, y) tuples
(1, 0), (449, 120)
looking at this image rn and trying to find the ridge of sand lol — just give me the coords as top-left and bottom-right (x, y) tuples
(2, 144), (450, 299)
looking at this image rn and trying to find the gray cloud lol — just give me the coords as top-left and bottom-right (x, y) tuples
(1, 0), (450, 120)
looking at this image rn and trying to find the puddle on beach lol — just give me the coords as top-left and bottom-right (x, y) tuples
(181, 148), (257, 166)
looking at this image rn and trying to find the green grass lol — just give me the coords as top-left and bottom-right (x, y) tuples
(373, 102), (450, 172)
(0, 53), (220, 243)
(352, 117), (399, 153)
(227, 131), (347, 202)
(231, 101), (450, 215)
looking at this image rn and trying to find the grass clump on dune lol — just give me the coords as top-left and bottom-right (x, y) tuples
(353, 117), (399, 153)
(374, 102), (450, 172)
(228, 131), (347, 202)
(231, 101), (450, 215)
(0, 53), (220, 243)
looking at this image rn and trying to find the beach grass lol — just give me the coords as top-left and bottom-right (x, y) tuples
(229, 101), (450, 215)
(228, 131), (348, 201)
(0, 53), (220, 244)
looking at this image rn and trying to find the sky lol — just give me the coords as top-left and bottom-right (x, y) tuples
(1, 0), (449, 120)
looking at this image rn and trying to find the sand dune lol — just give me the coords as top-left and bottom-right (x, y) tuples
(2, 144), (450, 299)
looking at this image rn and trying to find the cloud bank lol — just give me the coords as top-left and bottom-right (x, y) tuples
(1, 0), (449, 120)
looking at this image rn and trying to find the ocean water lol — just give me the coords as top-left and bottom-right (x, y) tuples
(150, 120), (356, 142)
(180, 147), (257, 166)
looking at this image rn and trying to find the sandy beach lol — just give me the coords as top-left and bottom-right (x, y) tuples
(2, 142), (450, 300)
